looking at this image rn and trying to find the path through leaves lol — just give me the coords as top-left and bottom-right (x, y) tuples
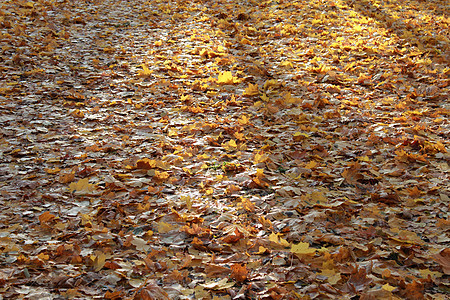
(0, 0), (449, 298)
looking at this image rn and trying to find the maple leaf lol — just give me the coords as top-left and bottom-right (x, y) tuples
(263, 79), (281, 91)
(319, 268), (341, 285)
(157, 221), (177, 233)
(254, 152), (268, 164)
(217, 71), (238, 84)
(243, 83), (259, 96)
(221, 139), (237, 151)
(237, 114), (250, 125)
(269, 232), (290, 247)
(154, 170), (170, 181)
(68, 178), (96, 194)
(290, 242), (316, 255)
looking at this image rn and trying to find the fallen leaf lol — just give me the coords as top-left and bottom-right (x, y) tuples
(68, 178), (96, 194)
(290, 242), (316, 255)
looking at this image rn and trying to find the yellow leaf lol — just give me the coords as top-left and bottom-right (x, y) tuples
(293, 132), (309, 142)
(305, 161), (318, 169)
(279, 236), (290, 247)
(260, 93), (269, 102)
(243, 83), (259, 96)
(92, 251), (106, 272)
(320, 268), (341, 285)
(358, 156), (370, 162)
(382, 283), (396, 292)
(68, 178), (96, 194)
(222, 139), (237, 151)
(80, 213), (92, 226)
(168, 128), (178, 137)
(283, 92), (300, 104)
(237, 114), (250, 125)
(280, 61), (293, 68)
(138, 64), (152, 77)
(240, 38), (252, 45)
(256, 168), (265, 178)
(45, 167), (61, 174)
(217, 71), (235, 84)
(269, 232), (290, 247)
(234, 132), (245, 140)
(157, 221), (176, 233)
(240, 197), (255, 212)
(291, 242), (316, 255)
(310, 191), (328, 204)
(255, 246), (269, 254)
(181, 195), (192, 210)
(269, 232), (279, 243)
(197, 154), (210, 160)
(156, 160), (171, 170)
(418, 269), (443, 279)
(254, 152), (268, 164)
(263, 79), (281, 91)
(37, 253), (49, 261)
(154, 170), (170, 181)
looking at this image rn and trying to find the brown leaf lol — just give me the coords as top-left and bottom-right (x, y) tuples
(136, 158), (156, 169)
(345, 266), (372, 293)
(400, 280), (424, 300)
(432, 248), (450, 275)
(133, 280), (169, 300)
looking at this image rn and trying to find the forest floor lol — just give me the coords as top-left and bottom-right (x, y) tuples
(0, 0), (449, 299)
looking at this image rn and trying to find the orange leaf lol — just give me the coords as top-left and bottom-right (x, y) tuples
(230, 263), (248, 282)
(222, 228), (244, 244)
(39, 211), (56, 224)
(59, 172), (75, 183)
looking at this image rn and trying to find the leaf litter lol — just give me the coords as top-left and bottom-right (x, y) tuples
(0, 0), (449, 299)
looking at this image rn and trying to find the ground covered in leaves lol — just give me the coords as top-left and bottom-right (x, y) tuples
(0, 0), (449, 299)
